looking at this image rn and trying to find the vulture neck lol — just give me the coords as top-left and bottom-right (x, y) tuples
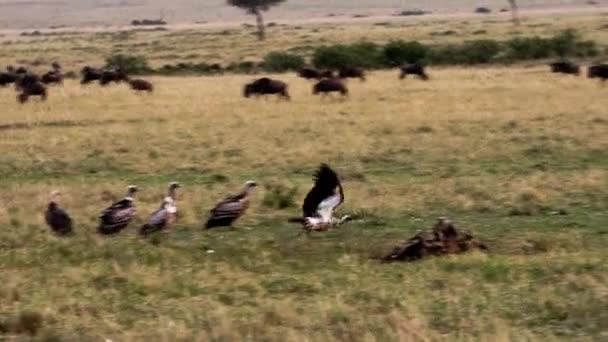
(167, 187), (178, 200)
(125, 190), (137, 201)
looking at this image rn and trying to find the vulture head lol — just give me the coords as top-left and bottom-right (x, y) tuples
(50, 190), (61, 199)
(244, 180), (258, 192)
(167, 182), (181, 200)
(126, 185), (139, 199)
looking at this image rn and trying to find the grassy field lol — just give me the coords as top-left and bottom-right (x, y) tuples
(1, 12), (607, 72)
(0, 65), (606, 340)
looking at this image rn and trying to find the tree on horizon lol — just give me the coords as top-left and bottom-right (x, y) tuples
(227, 0), (286, 41)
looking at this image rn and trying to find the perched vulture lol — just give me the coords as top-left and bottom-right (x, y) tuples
(98, 185), (139, 235)
(205, 181), (257, 229)
(290, 164), (350, 231)
(140, 182), (181, 236)
(44, 191), (73, 235)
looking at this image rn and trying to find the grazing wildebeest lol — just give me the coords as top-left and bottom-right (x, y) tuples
(0, 71), (18, 87)
(588, 64), (608, 82)
(338, 66), (366, 81)
(15, 66), (28, 74)
(128, 79), (154, 93)
(313, 78), (348, 97)
(41, 71), (63, 85)
(15, 73), (41, 90)
(244, 77), (290, 100)
(299, 68), (335, 80)
(400, 63), (429, 80)
(298, 67), (322, 80)
(550, 61), (580, 76)
(81, 66), (103, 84)
(100, 68), (128, 86)
(18, 81), (47, 103)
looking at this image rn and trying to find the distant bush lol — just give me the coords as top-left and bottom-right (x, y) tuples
(312, 42), (383, 69)
(429, 40), (501, 64)
(502, 30), (599, 61)
(262, 52), (306, 72)
(224, 61), (260, 74)
(383, 40), (429, 65)
(394, 9), (430, 16)
(105, 54), (151, 74)
(156, 62), (224, 76)
(503, 36), (553, 60)
(550, 29), (599, 58)
(131, 19), (167, 26)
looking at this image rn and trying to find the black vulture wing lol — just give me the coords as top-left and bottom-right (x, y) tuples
(205, 194), (249, 229)
(98, 199), (136, 234)
(45, 205), (73, 235)
(302, 164), (344, 219)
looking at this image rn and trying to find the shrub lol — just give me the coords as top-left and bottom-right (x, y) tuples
(156, 62), (224, 76)
(383, 40), (429, 65)
(429, 39), (501, 65)
(262, 52), (306, 72)
(312, 42), (383, 69)
(225, 61), (259, 74)
(105, 54), (151, 74)
(550, 29), (579, 57)
(504, 36), (553, 61)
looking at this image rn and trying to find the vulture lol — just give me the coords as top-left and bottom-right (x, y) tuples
(290, 164), (350, 231)
(205, 181), (257, 229)
(98, 185), (139, 235)
(44, 191), (73, 235)
(140, 182), (181, 236)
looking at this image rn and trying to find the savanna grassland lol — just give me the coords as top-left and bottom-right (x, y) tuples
(1, 13), (608, 341)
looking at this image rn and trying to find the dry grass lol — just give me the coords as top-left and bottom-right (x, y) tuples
(0, 66), (606, 340)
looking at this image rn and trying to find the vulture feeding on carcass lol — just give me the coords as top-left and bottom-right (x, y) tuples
(290, 164), (351, 231)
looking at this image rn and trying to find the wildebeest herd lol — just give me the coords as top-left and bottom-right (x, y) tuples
(0, 64), (154, 103)
(1, 60), (606, 103)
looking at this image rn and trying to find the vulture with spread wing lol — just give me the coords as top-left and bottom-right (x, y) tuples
(98, 185), (139, 235)
(205, 181), (257, 229)
(45, 191), (73, 235)
(140, 182), (181, 236)
(290, 164), (350, 231)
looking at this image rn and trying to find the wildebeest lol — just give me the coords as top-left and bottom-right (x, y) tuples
(15, 73), (41, 90)
(338, 66), (366, 81)
(313, 78), (348, 97)
(588, 64), (608, 82)
(0, 71), (18, 87)
(550, 61), (580, 75)
(244, 77), (290, 100)
(17, 81), (47, 103)
(100, 68), (128, 86)
(15, 66), (28, 74)
(298, 67), (335, 80)
(128, 79), (153, 92)
(41, 71), (63, 85)
(81, 66), (103, 84)
(400, 63), (429, 80)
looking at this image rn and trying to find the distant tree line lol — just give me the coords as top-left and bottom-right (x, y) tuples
(108, 30), (601, 75)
